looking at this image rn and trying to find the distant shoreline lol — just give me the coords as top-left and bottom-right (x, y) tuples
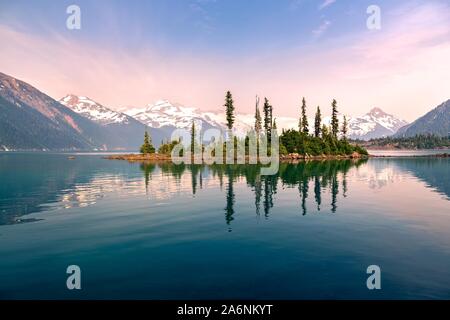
(105, 152), (449, 162)
(365, 146), (450, 150)
(1, 150), (448, 160)
(105, 152), (367, 163)
(369, 153), (449, 158)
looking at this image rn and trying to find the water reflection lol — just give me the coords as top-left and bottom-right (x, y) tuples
(0, 154), (139, 225)
(225, 173), (235, 230)
(141, 163), (156, 193)
(2, 152), (448, 228)
(139, 160), (367, 229)
(2, 154), (449, 300)
(141, 158), (450, 223)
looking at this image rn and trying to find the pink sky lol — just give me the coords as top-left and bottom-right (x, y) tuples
(0, 1), (449, 121)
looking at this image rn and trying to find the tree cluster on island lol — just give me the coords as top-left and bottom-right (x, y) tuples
(142, 91), (368, 157)
(279, 98), (366, 156)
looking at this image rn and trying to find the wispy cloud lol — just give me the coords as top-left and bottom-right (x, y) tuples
(190, 0), (215, 34)
(318, 0), (336, 10)
(312, 20), (331, 37)
(289, 0), (303, 11)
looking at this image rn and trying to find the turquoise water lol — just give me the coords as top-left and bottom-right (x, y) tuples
(0, 153), (449, 299)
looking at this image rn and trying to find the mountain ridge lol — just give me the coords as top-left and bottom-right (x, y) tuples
(59, 94), (169, 149)
(0, 72), (106, 150)
(395, 100), (450, 138)
(122, 100), (408, 140)
(0, 72), (164, 151)
(3, 71), (447, 151)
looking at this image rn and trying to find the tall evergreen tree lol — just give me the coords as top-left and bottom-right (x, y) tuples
(254, 95), (262, 135)
(263, 97), (273, 137)
(269, 103), (273, 131)
(298, 102), (302, 132)
(301, 97), (309, 134)
(190, 120), (196, 154)
(342, 115), (348, 140)
(331, 99), (339, 138)
(314, 106), (322, 138)
(140, 131), (155, 154)
(224, 91), (235, 130)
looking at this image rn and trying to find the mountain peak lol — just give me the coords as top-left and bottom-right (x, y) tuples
(124, 99), (251, 134)
(368, 107), (388, 116)
(343, 107), (409, 140)
(61, 94), (95, 106)
(59, 94), (129, 125)
(145, 100), (178, 112)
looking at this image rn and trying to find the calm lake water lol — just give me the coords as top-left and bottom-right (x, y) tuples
(368, 149), (450, 157)
(0, 152), (449, 299)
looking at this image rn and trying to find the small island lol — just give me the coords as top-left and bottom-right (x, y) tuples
(107, 94), (369, 163)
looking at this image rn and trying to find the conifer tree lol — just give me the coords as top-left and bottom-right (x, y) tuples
(342, 115), (348, 140)
(298, 102), (302, 132)
(314, 106), (322, 138)
(254, 95), (262, 135)
(224, 91), (235, 130)
(331, 99), (339, 138)
(190, 120), (196, 155)
(301, 97), (309, 134)
(269, 103), (273, 131)
(140, 131), (155, 154)
(263, 97), (273, 137)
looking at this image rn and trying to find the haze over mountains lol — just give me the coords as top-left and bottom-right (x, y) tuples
(0, 72), (447, 151)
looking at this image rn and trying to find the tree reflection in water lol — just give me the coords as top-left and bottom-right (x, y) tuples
(140, 159), (367, 230)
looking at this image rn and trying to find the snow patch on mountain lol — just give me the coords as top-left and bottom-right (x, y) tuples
(125, 100), (252, 136)
(60, 94), (130, 125)
(347, 108), (408, 140)
(122, 100), (407, 140)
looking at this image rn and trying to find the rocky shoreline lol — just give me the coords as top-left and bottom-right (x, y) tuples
(106, 152), (367, 162)
(106, 152), (449, 163)
(106, 154), (172, 162)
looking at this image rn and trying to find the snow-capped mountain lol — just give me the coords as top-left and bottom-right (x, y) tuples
(125, 100), (252, 136)
(0, 72), (109, 151)
(60, 94), (130, 125)
(59, 94), (168, 149)
(122, 100), (406, 140)
(347, 108), (408, 140)
(0, 71), (409, 151)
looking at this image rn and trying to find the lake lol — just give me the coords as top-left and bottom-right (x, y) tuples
(0, 152), (449, 299)
(368, 149), (450, 157)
